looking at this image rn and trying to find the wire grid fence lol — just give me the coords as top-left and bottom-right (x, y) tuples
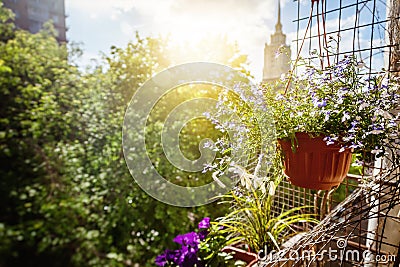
(263, 0), (400, 266)
(292, 0), (394, 75)
(271, 174), (361, 224)
(262, 156), (400, 267)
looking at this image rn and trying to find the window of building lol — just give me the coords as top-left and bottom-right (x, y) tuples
(52, 15), (59, 23)
(51, 1), (62, 10)
(28, 19), (41, 33)
(27, 6), (47, 20)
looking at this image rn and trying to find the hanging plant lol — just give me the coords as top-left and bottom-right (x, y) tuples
(264, 56), (400, 189)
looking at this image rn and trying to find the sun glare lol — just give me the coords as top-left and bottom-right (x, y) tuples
(167, 17), (227, 46)
(158, 15), (241, 65)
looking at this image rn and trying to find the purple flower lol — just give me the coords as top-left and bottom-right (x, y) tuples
(349, 121), (358, 132)
(370, 124), (384, 134)
(198, 217), (211, 229)
(324, 111), (331, 121)
(166, 250), (181, 262)
(173, 232), (200, 247)
(155, 253), (167, 266)
(312, 98), (327, 108)
(179, 246), (202, 267)
(156, 246), (202, 267)
(317, 99), (327, 108)
(323, 136), (336, 146)
(198, 230), (208, 241)
(156, 249), (181, 266)
(157, 219), (212, 267)
(349, 142), (363, 149)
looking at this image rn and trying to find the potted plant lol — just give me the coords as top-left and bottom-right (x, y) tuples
(155, 216), (258, 267)
(201, 153), (318, 265)
(157, 158), (318, 267)
(195, 54), (398, 265)
(211, 172), (318, 265)
(264, 55), (400, 190)
(155, 217), (217, 267)
(277, 132), (352, 190)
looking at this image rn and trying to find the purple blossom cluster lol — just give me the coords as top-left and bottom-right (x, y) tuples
(155, 217), (211, 267)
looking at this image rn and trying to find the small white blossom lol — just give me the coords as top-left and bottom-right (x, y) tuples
(342, 112), (350, 122)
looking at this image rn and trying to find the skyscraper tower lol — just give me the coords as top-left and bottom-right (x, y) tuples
(3, 0), (67, 43)
(262, 0), (291, 83)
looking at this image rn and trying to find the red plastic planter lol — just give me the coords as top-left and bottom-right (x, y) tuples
(278, 132), (352, 190)
(221, 246), (258, 266)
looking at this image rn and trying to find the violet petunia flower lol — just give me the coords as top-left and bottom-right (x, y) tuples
(198, 217), (211, 229)
(155, 249), (185, 266)
(155, 253), (167, 267)
(198, 230), (208, 241)
(173, 232), (200, 248)
(155, 249), (182, 266)
(166, 249), (182, 263)
(179, 246), (200, 267)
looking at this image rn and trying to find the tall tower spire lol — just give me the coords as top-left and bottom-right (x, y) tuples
(262, 0), (291, 83)
(278, 0), (281, 25)
(275, 0), (282, 33)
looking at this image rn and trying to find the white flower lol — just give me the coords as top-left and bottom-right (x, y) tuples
(342, 112), (350, 122)
(375, 109), (392, 119)
(253, 177), (263, 189)
(203, 111), (211, 118)
(275, 94), (284, 101)
(383, 111), (392, 119)
(359, 103), (368, 110)
(371, 148), (383, 154)
(370, 129), (384, 135)
(268, 181), (276, 196)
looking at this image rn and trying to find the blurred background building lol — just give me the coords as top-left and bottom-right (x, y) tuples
(263, 1), (291, 83)
(3, 0), (67, 43)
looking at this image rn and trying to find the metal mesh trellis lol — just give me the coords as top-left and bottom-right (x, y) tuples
(261, 0), (400, 266)
(260, 154), (400, 266)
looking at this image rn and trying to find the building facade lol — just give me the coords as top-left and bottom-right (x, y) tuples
(262, 1), (291, 83)
(3, 0), (67, 43)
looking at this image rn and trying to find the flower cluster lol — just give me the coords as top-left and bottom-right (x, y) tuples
(202, 82), (276, 186)
(265, 55), (400, 156)
(155, 217), (211, 267)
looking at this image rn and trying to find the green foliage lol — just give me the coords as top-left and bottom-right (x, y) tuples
(0, 2), (15, 42)
(144, 84), (227, 188)
(213, 175), (318, 253)
(0, 3), (252, 266)
(198, 225), (242, 267)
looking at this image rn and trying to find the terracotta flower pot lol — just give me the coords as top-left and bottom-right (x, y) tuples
(278, 132), (352, 190)
(221, 246), (258, 267)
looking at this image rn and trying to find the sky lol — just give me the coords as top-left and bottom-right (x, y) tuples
(65, 0), (389, 81)
(65, 0), (298, 81)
